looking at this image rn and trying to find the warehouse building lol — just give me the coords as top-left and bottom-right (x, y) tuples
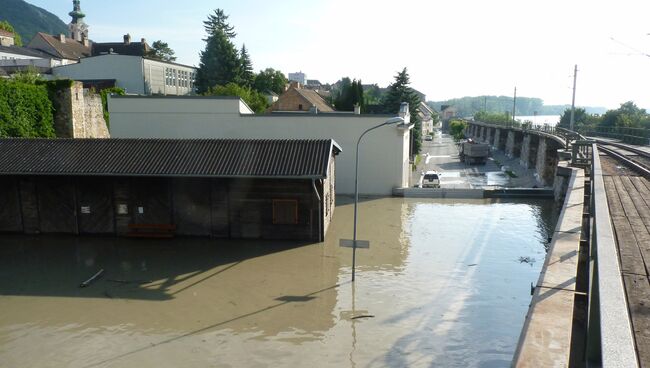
(0, 138), (340, 241)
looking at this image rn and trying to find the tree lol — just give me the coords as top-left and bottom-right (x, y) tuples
(449, 119), (467, 141)
(205, 83), (269, 113)
(195, 24), (241, 94)
(253, 68), (287, 95)
(0, 21), (22, 46)
(333, 77), (354, 111)
(382, 67), (422, 154)
(239, 44), (254, 88)
(363, 84), (384, 105)
(203, 9), (236, 39)
(557, 107), (600, 130)
(145, 40), (177, 62)
(600, 101), (649, 128)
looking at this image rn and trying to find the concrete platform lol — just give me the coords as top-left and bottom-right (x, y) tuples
(513, 167), (585, 367)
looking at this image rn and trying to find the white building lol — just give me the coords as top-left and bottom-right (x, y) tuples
(288, 71), (306, 85)
(108, 95), (413, 195)
(53, 54), (197, 95)
(0, 45), (67, 75)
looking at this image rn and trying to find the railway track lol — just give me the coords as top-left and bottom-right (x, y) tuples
(594, 139), (650, 179)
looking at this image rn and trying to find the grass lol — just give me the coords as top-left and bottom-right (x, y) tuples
(505, 170), (518, 178)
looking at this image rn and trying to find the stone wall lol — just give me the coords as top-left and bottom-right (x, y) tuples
(52, 81), (110, 138)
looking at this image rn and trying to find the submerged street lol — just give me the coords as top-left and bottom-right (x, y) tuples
(0, 197), (557, 367)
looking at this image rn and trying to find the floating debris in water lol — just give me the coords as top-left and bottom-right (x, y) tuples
(518, 256), (535, 264)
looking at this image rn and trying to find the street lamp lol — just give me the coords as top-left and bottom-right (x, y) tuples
(350, 116), (405, 282)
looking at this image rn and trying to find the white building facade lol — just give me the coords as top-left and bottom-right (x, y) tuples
(53, 54), (197, 95)
(108, 96), (413, 195)
(288, 71), (306, 85)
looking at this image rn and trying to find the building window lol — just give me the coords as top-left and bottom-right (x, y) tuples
(298, 104), (303, 110)
(273, 199), (298, 225)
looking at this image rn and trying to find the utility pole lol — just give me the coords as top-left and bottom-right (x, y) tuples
(570, 64), (578, 132)
(512, 87), (517, 122)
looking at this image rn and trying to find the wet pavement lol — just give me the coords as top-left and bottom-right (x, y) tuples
(0, 197), (557, 367)
(415, 130), (542, 189)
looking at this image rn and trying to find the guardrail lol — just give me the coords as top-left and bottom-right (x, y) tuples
(585, 143), (638, 366)
(582, 126), (650, 146)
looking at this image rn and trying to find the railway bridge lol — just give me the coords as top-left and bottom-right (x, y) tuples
(465, 121), (650, 367)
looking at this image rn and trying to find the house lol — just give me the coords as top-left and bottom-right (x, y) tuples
(440, 105), (458, 131)
(107, 95), (414, 195)
(92, 34), (151, 56)
(263, 91), (279, 104)
(27, 32), (91, 64)
(0, 138), (340, 241)
(0, 45), (65, 74)
(52, 54), (197, 95)
(269, 82), (335, 112)
(0, 29), (15, 47)
(418, 101), (437, 136)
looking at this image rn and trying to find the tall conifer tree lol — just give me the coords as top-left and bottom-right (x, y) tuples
(239, 44), (254, 88)
(382, 68), (422, 154)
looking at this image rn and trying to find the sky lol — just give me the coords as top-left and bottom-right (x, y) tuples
(28, 0), (650, 109)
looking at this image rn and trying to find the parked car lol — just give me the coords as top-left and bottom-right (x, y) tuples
(424, 135), (433, 141)
(422, 170), (440, 188)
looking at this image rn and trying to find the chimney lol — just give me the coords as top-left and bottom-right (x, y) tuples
(354, 104), (361, 115)
(289, 81), (301, 89)
(399, 102), (411, 124)
(123, 34), (131, 45)
(58, 34), (66, 43)
(140, 38), (146, 45)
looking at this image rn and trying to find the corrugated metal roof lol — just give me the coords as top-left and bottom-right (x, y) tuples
(0, 138), (341, 179)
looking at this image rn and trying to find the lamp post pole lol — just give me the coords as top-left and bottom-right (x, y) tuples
(351, 117), (404, 282)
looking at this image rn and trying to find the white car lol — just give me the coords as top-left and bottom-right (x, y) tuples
(422, 171), (440, 188)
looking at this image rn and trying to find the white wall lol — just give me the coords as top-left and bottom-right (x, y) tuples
(0, 50), (40, 60)
(108, 96), (412, 195)
(143, 58), (197, 96)
(53, 54), (145, 94)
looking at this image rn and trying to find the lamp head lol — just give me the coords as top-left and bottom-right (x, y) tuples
(384, 117), (405, 125)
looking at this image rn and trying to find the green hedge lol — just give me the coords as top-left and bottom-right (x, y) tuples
(0, 79), (55, 138)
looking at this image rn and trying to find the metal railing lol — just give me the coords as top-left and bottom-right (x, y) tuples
(585, 143), (639, 367)
(581, 126), (650, 146)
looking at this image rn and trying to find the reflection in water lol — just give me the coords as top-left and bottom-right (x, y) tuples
(0, 197), (556, 367)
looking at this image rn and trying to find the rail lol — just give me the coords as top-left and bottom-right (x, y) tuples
(585, 143), (638, 367)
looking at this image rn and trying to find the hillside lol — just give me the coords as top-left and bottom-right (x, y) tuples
(0, 0), (68, 44)
(428, 96), (607, 117)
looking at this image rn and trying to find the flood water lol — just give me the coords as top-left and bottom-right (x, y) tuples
(0, 197), (557, 368)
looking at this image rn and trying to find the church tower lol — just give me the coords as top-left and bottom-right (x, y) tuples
(68, 0), (89, 42)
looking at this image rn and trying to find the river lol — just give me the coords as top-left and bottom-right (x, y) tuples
(515, 115), (561, 126)
(0, 197), (557, 367)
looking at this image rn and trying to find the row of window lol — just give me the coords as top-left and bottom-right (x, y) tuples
(165, 68), (196, 89)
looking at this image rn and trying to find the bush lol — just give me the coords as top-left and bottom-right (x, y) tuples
(0, 79), (55, 137)
(205, 83), (269, 113)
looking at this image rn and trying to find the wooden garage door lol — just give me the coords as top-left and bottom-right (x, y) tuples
(37, 177), (76, 234)
(76, 177), (115, 234)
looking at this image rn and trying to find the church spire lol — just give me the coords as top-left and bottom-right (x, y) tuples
(69, 0), (85, 24)
(68, 0), (89, 42)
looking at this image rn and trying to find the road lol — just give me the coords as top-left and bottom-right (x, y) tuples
(412, 129), (541, 189)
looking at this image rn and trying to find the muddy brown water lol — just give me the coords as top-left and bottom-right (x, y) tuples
(0, 197), (557, 368)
